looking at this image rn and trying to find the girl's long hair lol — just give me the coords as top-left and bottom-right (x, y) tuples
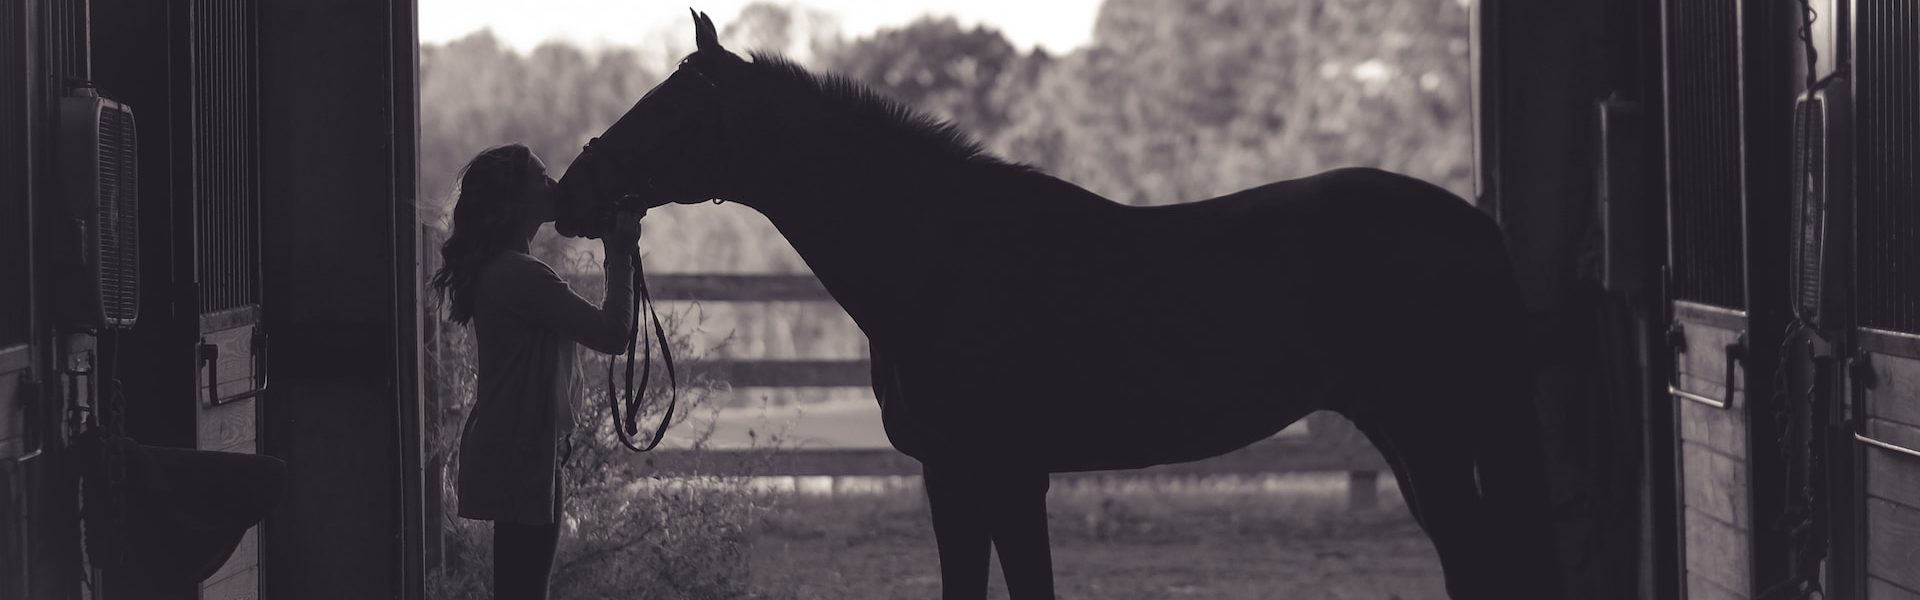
(430, 144), (537, 325)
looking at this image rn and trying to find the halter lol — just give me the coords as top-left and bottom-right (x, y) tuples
(574, 135), (679, 453)
(579, 59), (734, 452)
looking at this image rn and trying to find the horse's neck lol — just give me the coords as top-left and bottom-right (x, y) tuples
(735, 159), (997, 341)
(745, 181), (937, 339)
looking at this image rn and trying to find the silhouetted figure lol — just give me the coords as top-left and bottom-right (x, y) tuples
(557, 12), (1564, 599)
(430, 144), (643, 599)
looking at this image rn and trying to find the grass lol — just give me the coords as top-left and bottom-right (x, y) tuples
(744, 474), (1447, 600)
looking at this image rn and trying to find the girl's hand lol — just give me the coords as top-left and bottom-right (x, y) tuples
(602, 211), (642, 260)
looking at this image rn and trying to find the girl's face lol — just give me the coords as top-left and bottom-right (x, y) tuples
(519, 153), (557, 225)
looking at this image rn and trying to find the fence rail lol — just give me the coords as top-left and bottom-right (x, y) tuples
(689, 359), (871, 387)
(642, 436), (1386, 478)
(649, 273), (834, 302)
(639, 434), (1389, 509)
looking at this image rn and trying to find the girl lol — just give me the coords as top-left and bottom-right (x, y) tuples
(429, 144), (640, 598)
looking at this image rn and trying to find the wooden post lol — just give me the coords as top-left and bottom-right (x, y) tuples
(1347, 471), (1379, 511)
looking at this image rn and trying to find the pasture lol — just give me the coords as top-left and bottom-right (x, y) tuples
(745, 474), (1445, 599)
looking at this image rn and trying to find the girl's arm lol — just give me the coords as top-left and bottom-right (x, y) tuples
(513, 252), (635, 355)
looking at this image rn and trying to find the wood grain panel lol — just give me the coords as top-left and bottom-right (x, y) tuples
(1687, 571), (1747, 600)
(211, 327), (253, 386)
(213, 437), (256, 456)
(197, 396), (256, 451)
(1866, 352), (1920, 426)
(1675, 319), (1752, 598)
(0, 370), (21, 448)
(214, 378), (260, 400)
(1869, 576), (1920, 600)
(203, 526), (257, 590)
(200, 564), (256, 600)
(1682, 440), (1749, 526)
(1867, 436), (1920, 509)
(0, 461), (20, 597)
(199, 326), (258, 405)
(1680, 393), (1749, 457)
(0, 351), (23, 466)
(0, 346), (27, 374)
(1685, 505), (1752, 597)
(1867, 497), (1920, 593)
(1676, 321), (1746, 405)
(199, 306), (261, 334)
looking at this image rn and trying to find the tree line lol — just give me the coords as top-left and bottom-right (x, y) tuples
(420, 0), (1474, 273)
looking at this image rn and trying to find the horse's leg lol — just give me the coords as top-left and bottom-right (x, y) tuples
(985, 470), (1054, 600)
(1469, 375), (1563, 595)
(923, 462), (991, 599)
(1350, 415), (1427, 528)
(1356, 365), (1564, 600)
(1454, 251), (1564, 597)
(1353, 409), (1495, 598)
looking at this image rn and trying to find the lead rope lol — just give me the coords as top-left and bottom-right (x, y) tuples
(606, 249), (678, 452)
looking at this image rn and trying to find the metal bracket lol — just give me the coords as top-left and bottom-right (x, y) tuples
(1848, 352), (1876, 390)
(202, 328), (269, 406)
(1670, 331), (1745, 409)
(1856, 433), (1920, 460)
(15, 377), (44, 463)
(1849, 352), (1918, 459)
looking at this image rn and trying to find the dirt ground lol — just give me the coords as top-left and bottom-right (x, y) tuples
(745, 476), (1447, 600)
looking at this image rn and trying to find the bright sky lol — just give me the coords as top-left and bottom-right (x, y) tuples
(419, 0), (1107, 56)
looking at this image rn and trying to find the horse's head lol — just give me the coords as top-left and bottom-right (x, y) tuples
(554, 10), (747, 237)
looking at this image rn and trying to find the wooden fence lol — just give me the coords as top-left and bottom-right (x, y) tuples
(640, 273), (1393, 510)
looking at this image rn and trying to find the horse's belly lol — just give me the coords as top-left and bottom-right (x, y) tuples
(1030, 364), (1335, 472)
(875, 343), (1336, 473)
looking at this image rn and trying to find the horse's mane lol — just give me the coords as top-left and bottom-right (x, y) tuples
(744, 52), (1034, 173)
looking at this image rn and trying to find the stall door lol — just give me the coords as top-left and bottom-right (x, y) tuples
(188, 0), (266, 598)
(1663, 0), (1755, 597)
(1, 0), (40, 596)
(1850, 2), (1920, 596)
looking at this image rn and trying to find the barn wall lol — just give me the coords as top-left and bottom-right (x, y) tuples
(1478, 0), (1668, 597)
(257, 0), (423, 598)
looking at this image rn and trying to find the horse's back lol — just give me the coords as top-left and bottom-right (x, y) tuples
(880, 167), (1521, 472)
(1103, 167), (1511, 445)
(1136, 166), (1510, 342)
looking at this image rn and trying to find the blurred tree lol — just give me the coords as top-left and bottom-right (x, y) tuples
(817, 16), (1039, 143)
(419, 31), (665, 222)
(417, 0), (1476, 363)
(993, 0), (1474, 204)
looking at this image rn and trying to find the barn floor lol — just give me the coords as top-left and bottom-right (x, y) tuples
(746, 475), (1446, 599)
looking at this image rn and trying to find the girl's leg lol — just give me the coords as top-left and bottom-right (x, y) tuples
(495, 469), (565, 600)
(493, 519), (560, 600)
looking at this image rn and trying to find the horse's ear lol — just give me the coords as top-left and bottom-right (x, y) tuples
(692, 9), (722, 52)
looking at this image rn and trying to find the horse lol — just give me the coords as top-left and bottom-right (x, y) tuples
(557, 11), (1564, 599)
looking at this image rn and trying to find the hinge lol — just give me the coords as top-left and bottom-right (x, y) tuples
(1849, 352), (1875, 390)
(18, 375), (45, 461)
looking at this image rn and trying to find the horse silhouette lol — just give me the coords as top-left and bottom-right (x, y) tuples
(557, 11), (1563, 599)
